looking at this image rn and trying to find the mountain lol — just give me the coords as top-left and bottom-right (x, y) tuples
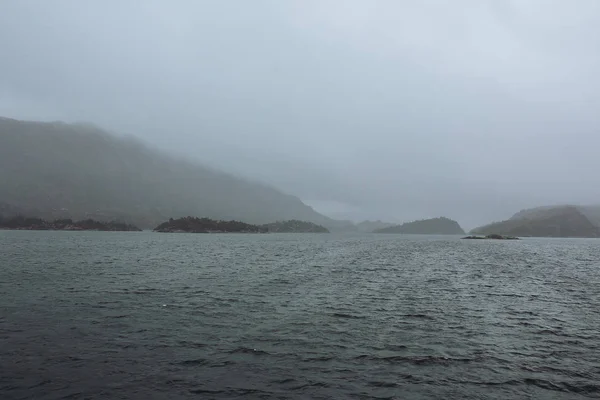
(373, 217), (465, 235)
(356, 220), (396, 233)
(0, 117), (336, 229)
(510, 205), (569, 220)
(580, 205), (600, 227)
(511, 204), (600, 228)
(0, 201), (24, 217)
(471, 205), (600, 238)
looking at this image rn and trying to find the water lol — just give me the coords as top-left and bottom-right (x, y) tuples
(1, 231), (599, 399)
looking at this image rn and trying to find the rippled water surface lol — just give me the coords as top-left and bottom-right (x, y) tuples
(1, 231), (600, 399)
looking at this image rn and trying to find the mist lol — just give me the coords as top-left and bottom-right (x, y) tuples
(2, 0), (600, 229)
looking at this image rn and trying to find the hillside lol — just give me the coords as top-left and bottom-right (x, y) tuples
(471, 206), (600, 238)
(356, 220), (396, 233)
(374, 217), (465, 235)
(0, 117), (335, 229)
(511, 205), (600, 228)
(510, 205), (569, 220)
(580, 206), (600, 227)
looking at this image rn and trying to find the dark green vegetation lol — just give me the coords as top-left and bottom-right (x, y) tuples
(471, 206), (600, 238)
(0, 117), (336, 230)
(0, 216), (141, 231)
(154, 217), (330, 233)
(462, 234), (520, 240)
(154, 217), (266, 233)
(374, 217), (465, 235)
(261, 220), (329, 233)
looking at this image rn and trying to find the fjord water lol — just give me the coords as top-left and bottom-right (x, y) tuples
(1, 232), (599, 399)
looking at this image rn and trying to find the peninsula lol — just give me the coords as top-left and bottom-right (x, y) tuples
(0, 216), (141, 231)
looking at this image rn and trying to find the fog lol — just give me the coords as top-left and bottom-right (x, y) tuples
(2, 0), (600, 228)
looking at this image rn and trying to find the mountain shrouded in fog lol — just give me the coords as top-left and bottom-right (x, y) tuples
(0, 117), (335, 229)
(2, 1), (600, 228)
(470, 205), (600, 238)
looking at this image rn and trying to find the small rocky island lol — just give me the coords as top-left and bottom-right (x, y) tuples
(462, 234), (520, 240)
(261, 220), (329, 233)
(154, 217), (267, 233)
(0, 216), (141, 231)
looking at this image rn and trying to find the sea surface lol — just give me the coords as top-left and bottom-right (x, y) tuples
(1, 231), (599, 399)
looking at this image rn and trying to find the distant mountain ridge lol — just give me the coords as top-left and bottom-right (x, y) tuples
(261, 220), (329, 233)
(356, 220), (396, 233)
(0, 117), (337, 229)
(472, 205), (600, 238)
(510, 205), (600, 228)
(374, 217), (465, 235)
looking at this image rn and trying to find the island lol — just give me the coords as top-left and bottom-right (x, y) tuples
(462, 234), (520, 240)
(0, 216), (141, 231)
(261, 220), (329, 233)
(470, 206), (600, 238)
(154, 217), (267, 233)
(373, 217), (465, 235)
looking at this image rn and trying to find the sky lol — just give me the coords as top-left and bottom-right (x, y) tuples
(1, 0), (600, 228)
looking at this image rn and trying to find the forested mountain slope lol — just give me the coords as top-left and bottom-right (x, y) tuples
(0, 117), (333, 229)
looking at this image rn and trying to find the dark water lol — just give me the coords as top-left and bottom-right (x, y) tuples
(1, 231), (600, 399)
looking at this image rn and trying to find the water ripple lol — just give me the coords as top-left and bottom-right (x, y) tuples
(1, 231), (600, 399)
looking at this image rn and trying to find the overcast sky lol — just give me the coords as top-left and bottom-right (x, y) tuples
(2, 0), (600, 228)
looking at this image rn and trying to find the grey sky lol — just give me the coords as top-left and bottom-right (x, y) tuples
(1, 0), (600, 228)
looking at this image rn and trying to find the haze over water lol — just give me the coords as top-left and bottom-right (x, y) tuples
(2, 231), (599, 399)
